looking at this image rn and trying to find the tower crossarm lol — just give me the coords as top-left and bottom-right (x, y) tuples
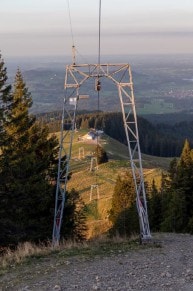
(52, 63), (151, 245)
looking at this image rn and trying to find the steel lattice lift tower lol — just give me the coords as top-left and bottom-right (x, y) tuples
(52, 63), (151, 245)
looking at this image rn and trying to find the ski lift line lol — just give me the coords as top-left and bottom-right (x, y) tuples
(53, 61), (152, 244)
(94, 0), (102, 192)
(94, 0), (102, 193)
(98, 0), (102, 69)
(66, 0), (91, 65)
(66, 0), (76, 65)
(66, 0), (74, 46)
(53, 0), (152, 241)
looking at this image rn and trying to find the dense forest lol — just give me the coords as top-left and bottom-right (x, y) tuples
(149, 139), (193, 233)
(38, 110), (193, 157)
(108, 140), (193, 236)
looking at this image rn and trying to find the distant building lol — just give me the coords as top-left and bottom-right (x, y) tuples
(87, 131), (96, 140)
(83, 129), (104, 140)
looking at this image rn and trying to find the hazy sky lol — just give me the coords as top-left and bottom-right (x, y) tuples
(1, 0), (193, 58)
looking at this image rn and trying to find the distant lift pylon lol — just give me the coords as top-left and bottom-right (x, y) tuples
(52, 63), (151, 245)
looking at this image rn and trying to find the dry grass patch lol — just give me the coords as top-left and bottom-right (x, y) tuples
(0, 241), (52, 271)
(0, 234), (142, 274)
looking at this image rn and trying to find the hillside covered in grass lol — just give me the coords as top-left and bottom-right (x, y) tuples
(63, 129), (171, 238)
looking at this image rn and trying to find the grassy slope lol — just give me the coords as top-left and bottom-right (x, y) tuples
(56, 130), (172, 238)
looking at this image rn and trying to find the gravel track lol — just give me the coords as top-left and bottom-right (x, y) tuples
(1, 233), (193, 291)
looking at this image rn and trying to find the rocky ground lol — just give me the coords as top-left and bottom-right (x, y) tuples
(1, 233), (193, 290)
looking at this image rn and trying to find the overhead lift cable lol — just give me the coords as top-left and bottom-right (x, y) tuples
(52, 0), (151, 246)
(96, 0), (102, 114)
(66, 0), (88, 65)
(91, 0), (102, 201)
(66, 0), (76, 64)
(98, 0), (102, 67)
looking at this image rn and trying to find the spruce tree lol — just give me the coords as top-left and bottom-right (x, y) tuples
(109, 171), (139, 236)
(180, 139), (192, 166)
(161, 189), (187, 232)
(148, 179), (162, 231)
(175, 140), (193, 223)
(0, 53), (12, 143)
(0, 53), (12, 104)
(94, 144), (108, 164)
(61, 188), (87, 241)
(0, 70), (58, 245)
(161, 140), (193, 233)
(0, 54), (12, 245)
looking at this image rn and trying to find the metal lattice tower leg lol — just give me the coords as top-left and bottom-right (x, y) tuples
(52, 63), (151, 245)
(117, 66), (151, 241)
(52, 94), (78, 245)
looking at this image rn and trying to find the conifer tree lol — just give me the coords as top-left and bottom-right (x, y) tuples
(161, 139), (193, 233)
(161, 189), (187, 232)
(61, 188), (87, 241)
(180, 139), (192, 166)
(109, 171), (139, 236)
(81, 118), (89, 129)
(148, 179), (162, 231)
(174, 140), (193, 222)
(0, 70), (58, 245)
(0, 54), (12, 143)
(94, 144), (108, 164)
(159, 171), (170, 226)
(0, 54), (12, 244)
(0, 54), (11, 103)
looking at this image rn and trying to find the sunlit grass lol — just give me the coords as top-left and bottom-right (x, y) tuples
(52, 130), (168, 239)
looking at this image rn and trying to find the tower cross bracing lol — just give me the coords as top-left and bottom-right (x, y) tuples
(52, 63), (151, 245)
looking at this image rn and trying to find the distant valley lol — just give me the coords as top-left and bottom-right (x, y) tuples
(5, 54), (193, 115)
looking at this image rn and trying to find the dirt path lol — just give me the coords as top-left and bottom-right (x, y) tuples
(1, 233), (193, 290)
